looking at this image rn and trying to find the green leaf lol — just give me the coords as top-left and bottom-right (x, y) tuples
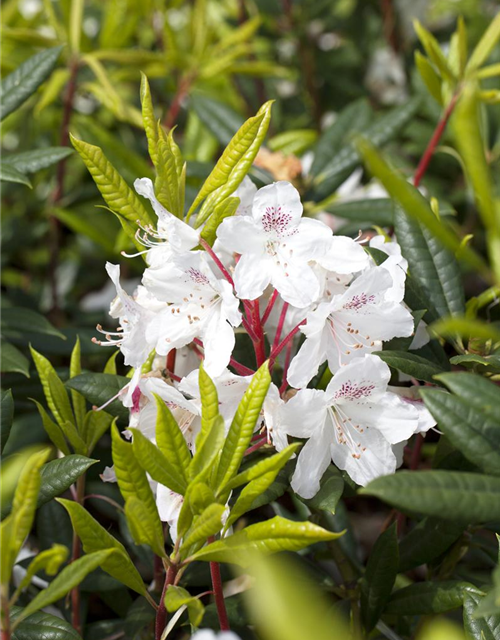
(435, 372), (500, 421)
(154, 394), (191, 490)
(225, 444), (300, 492)
(70, 134), (153, 227)
(215, 362), (271, 490)
(374, 350), (446, 383)
(0, 389), (14, 454)
(325, 198), (394, 226)
(415, 50), (443, 104)
(398, 517), (464, 572)
(0, 46), (64, 120)
(198, 362), (219, 436)
(81, 410), (112, 453)
(200, 196), (239, 246)
(69, 337), (86, 430)
(225, 470), (279, 529)
(139, 73), (158, 165)
(10, 607), (82, 640)
(361, 523), (399, 632)
(385, 580), (482, 615)
(466, 13), (500, 72)
(5, 147), (73, 174)
(181, 503), (225, 556)
(430, 317), (500, 343)
(69, 0), (84, 53)
(463, 592), (500, 640)
(30, 347), (73, 429)
(111, 423), (163, 545)
(58, 498), (147, 595)
(65, 373), (129, 421)
(155, 128), (184, 217)
(130, 427), (186, 495)
(47, 373), (77, 438)
(2, 307), (65, 339)
(191, 93), (244, 146)
(304, 466), (344, 515)
(125, 496), (166, 558)
(165, 585), (205, 628)
(189, 415), (225, 484)
(31, 400), (70, 456)
(13, 549), (116, 626)
(450, 354), (500, 374)
(413, 20), (455, 82)
(0, 163), (31, 187)
(421, 388), (500, 476)
(1, 341), (30, 377)
(13, 544), (68, 596)
(38, 455), (97, 507)
(190, 515), (343, 566)
(359, 139), (488, 278)
(313, 98), (421, 195)
(188, 101), (273, 226)
(361, 470), (500, 522)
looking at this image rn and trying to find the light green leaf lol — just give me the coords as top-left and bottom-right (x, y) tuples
(374, 350), (446, 383)
(0, 389), (14, 454)
(188, 416), (225, 487)
(180, 503), (225, 557)
(139, 73), (158, 165)
(361, 470), (500, 522)
(69, 0), (84, 53)
(154, 394), (191, 489)
(0, 163), (32, 187)
(13, 544), (68, 597)
(81, 410), (112, 453)
(13, 549), (116, 626)
(58, 498), (147, 595)
(1, 341), (30, 377)
(5, 147), (73, 174)
(430, 317), (500, 343)
(415, 50), (443, 104)
(190, 515), (343, 566)
(69, 337), (86, 431)
(155, 128), (184, 217)
(225, 443), (300, 492)
(70, 134), (153, 227)
(198, 362), (219, 436)
(0, 46), (64, 120)
(225, 470), (278, 530)
(215, 362), (271, 490)
(200, 196), (239, 246)
(125, 495), (166, 557)
(30, 346), (73, 430)
(165, 585), (205, 628)
(466, 13), (500, 72)
(413, 20), (455, 82)
(31, 400), (70, 455)
(130, 427), (186, 495)
(385, 580), (482, 615)
(361, 523), (399, 632)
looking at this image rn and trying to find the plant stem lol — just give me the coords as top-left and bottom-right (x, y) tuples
(252, 300), (267, 367)
(279, 340), (293, 395)
(71, 474), (86, 635)
(272, 302), (289, 352)
(229, 358), (255, 376)
(200, 239), (234, 287)
(155, 564), (178, 640)
(413, 92), (460, 188)
(245, 437), (268, 456)
(164, 75), (193, 129)
(261, 289), (278, 325)
(269, 320), (306, 369)
(207, 537), (230, 631)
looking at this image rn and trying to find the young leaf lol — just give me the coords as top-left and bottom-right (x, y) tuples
(12, 544), (68, 598)
(125, 496), (166, 558)
(0, 389), (14, 454)
(466, 12), (500, 72)
(165, 585), (205, 628)
(190, 515), (343, 566)
(198, 363), (219, 436)
(385, 580), (482, 615)
(0, 46), (64, 120)
(154, 394), (191, 488)
(31, 400), (70, 456)
(81, 409), (112, 453)
(58, 498), (147, 595)
(360, 523), (399, 632)
(30, 346), (74, 430)
(374, 350), (446, 383)
(224, 443), (300, 492)
(140, 73), (158, 165)
(215, 362), (271, 490)
(70, 135), (154, 227)
(189, 415), (225, 483)
(224, 470), (278, 530)
(361, 470), (500, 522)
(13, 549), (116, 626)
(415, 50), (443, 104)
(180, 503), (225, 557)
(130, 428), (186, 495)
(69, 337), (86, 430)
(413, 20), (455, 82)
(199, 196), (239, 246)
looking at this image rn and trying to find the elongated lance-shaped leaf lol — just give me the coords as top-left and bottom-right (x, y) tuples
(466, 12), (500, 72)
(13, 549), (116, 627)
(13, 544), (68, 599)
(357, 138), (490, 279)
(224, 443), (300, 491)
(374, 350), (446, 383)
(130, 427), (186, 495)
(224, 470), (277, 530)
(31, 400), (70, 455)
(58, 498), (147, 594)
(215, 362), (271, 490)
(0, 162), (31, 187)
(180, 503), (225, 558)
(463, 592), (500, 640)
(413, 20), (455, 82)
(111, 422), (163, 545)
(189, 415), (225, 483)
(385, 580), (483, 615)
(360, 523), (399, 632)
(190, 515), (343, 567)
(154, 394), (191, 488)
(453, 83), (500, 280)
(188, 101), (273, 225)
(165, 585), (205, 628)
(155, 128), (184, 218)
(176, 480), (217, 541)
(6, 147), (73, 174)
(0, 46), (64, 120)
(82, 409), (112, 453)
(125, 496), (166, 558)
(38, 454), (97, 508)
(200, 196), (239, 246)
(9, 607), (82, 640)
(69, 337), (86, 430)
(140, 72), (158, 166)
(198, 362), (219, 436)
(0, 389), (14, 455)
(415, 50), (443, 104)
(70, 135), (154, 227)
(398, 517), (464, 572)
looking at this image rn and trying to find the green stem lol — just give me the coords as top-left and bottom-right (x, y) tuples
(1, 584), (11, 640)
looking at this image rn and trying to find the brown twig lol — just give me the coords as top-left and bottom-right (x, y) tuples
(164, 75), (193, 129)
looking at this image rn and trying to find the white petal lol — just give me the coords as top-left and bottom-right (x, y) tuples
(216, 215), (265, 255)
(233, 251), (272, 301)
(325, 354), (390, 404)
(319, 235), (369, 274)
(271, 258), (320, 308)
(202, 311), (235, 377)
(287, 331), (328, 389)
(279, 388), (328, 437)
(291, 432), (332, 499)
(252, 181), (303, 237)
(232, 175), (257, 216)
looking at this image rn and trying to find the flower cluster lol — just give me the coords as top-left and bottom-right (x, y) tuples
(99, 175), (435, 519)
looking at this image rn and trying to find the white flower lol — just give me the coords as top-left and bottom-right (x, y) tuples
(287, 266), (414, 389)
(273, 354), (435, 497)
(191, 629), (241, 640)
(216, 181), (332, 307)
(156, 486), (184, 542)
(368, 235), (408, 303)
(134, 177), (199, 267)
(232, 175), (257, 216)
(143, 251), (242, 376)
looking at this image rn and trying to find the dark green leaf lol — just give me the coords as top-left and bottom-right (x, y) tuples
(5, 147), (73, 174)
(0, 389), (14, 454)
(1, 46), (64, 120)
(38, 455), (98, 506)
(304, 466), (344, 515)
(463, 592), (500, 640)
(398, 517), (464, 572)
(385, 581), (482, 615)
(361, 523), (399, 632)
(2, 308), (65, 340)
(65, 373), (129, 421)
(0, 341), (30, 377)
(374, 350), (445, 383)
(10, 607), (82, 640)
(191, 94), (244, 146)
(0, 163), (31, 187)
(326, 198), (394, 226)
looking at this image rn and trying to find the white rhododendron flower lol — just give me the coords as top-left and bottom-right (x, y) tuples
(190, 630), (241, 640)
(271, 354), (435, 497)
(217, 181), (332, 307)
(288, 266), (414, 389)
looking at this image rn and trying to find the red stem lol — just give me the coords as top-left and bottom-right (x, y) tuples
(200, 239), (234, 287)
(245, 437), (268, 456)
(251, 300), (267, 367)
(229, 357), (255, 377)
(269, 320), (306, 369)
(272, 302), (289, 353)
(279, 340), (294, 396)
(261, 289), (279, 326)
(208, 537), (230, 631)
(155, 565), (177, 640)
(164, 75), (192, 129)
(166, 349), (177, 375)
(413, 92), (460, 188)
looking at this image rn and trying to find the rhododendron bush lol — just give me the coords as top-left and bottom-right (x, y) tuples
(2, 3), (500, 640)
